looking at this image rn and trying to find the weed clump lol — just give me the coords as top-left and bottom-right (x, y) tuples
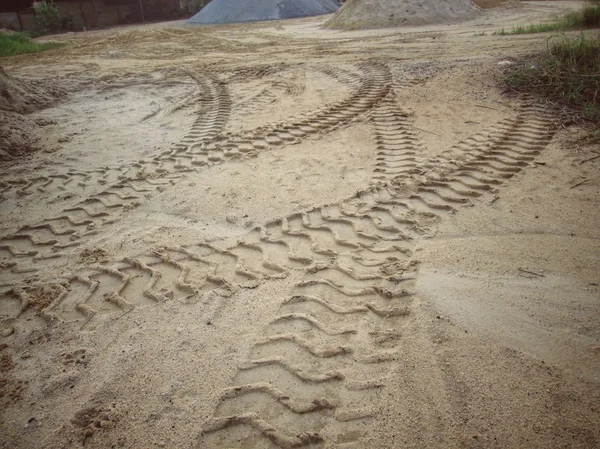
(495, 0), (600, 35)
(0, 32), (64, 58)
(506, 34), (600, 141)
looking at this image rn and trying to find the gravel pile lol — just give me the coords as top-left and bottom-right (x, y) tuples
(189, 0), (340, 25)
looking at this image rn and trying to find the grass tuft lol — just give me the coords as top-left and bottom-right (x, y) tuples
(0, 32), (65, 57)
(581, 2), (600, 27)
(505, 33), (600, 141)
(494, 1), (600, 35)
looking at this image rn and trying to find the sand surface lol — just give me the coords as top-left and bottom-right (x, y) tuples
(0, 1), (599, 448)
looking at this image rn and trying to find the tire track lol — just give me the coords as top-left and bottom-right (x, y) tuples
(370, 89), (429, 184)
(0, 74), (230, 277)
(319, 66), (364, 89)
(152, 63), (391, 171)
(199, 258), (415, 448)
(195, 100), (557, 448)
(0, 99), (557, 447)
(0, 73), (211, 206)
(1, 98), (555, 325)
(0, 65), (391, 276)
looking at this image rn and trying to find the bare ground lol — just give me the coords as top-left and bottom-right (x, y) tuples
(0, 2), (599, 448)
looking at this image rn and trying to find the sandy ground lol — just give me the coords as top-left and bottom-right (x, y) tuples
(1, 1), (599, 448)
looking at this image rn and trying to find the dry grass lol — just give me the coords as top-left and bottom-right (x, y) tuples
(505, 33), (600, 142)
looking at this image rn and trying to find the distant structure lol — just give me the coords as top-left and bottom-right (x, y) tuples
(0, 0), (196, 32)
(189, 0), (340, 25)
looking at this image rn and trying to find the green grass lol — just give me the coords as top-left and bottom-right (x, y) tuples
(494, 22), (569, 35)
(494, 1), (600, 35)
(505, 34), (600, 141)
(0, 32), (64, 57)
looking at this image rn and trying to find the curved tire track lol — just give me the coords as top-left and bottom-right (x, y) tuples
(196, 100), (557, 448)
(0, 97), (558, 447)
(0, 64), (391, 276)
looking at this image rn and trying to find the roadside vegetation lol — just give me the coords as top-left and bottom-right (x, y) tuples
(495, 0), (600, 35)
(0, 32), (64, 57)
(505, 33), (600, 142)
(34, 0), (74, 35)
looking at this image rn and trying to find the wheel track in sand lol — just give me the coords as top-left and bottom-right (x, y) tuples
(369, 86), (430, 184)
(0, 72), (220, 205)
(0, 64), (391, 278)
(195, 101), (557, 448)
(0, 100), (557, 446)
(1, 101), (555, 332)
(0, 74), (230, 279)
(149, 63), (391, 171)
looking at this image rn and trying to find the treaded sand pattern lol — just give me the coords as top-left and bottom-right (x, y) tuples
(0, 64), (391, 278)
(197, 101), (556, 448)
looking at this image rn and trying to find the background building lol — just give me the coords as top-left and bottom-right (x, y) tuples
(0, 0), (208, 32)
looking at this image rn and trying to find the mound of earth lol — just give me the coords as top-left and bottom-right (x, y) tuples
(189, 0), (340, 25)
(0, 66), (64, 163)
(325, 0), (481, 29)
(474, 0), (519, 8)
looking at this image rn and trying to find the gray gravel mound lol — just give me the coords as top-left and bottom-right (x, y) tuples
(189, 0), (340, 25)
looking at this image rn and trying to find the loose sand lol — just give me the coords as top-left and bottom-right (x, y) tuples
(0, 66), (64, 162)
(0, 2), (598, 448)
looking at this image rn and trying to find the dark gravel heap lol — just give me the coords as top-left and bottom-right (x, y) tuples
(189, 0), (340, 25)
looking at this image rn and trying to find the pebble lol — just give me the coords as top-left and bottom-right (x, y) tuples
(0, 326), (14, 337)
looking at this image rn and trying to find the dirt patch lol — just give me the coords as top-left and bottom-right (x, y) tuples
(0, 109), (42, 162)
(70, 401), (121, 445)
(0, 349), (14, 372)
(24, 284), (64, 313)
(0, 66), (65, 163)
(0, 346), (26, 407)
(79, 248), (111, 265)
(0, 66), (64, 114)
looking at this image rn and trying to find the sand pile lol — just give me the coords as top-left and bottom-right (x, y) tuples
(474, 0), (519, 8)
(188, 0), (340, 25)
(326, 0), (481, 29)
(0, 66), (64, 162)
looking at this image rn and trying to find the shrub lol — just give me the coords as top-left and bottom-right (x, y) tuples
(34, 1), (61, 35)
